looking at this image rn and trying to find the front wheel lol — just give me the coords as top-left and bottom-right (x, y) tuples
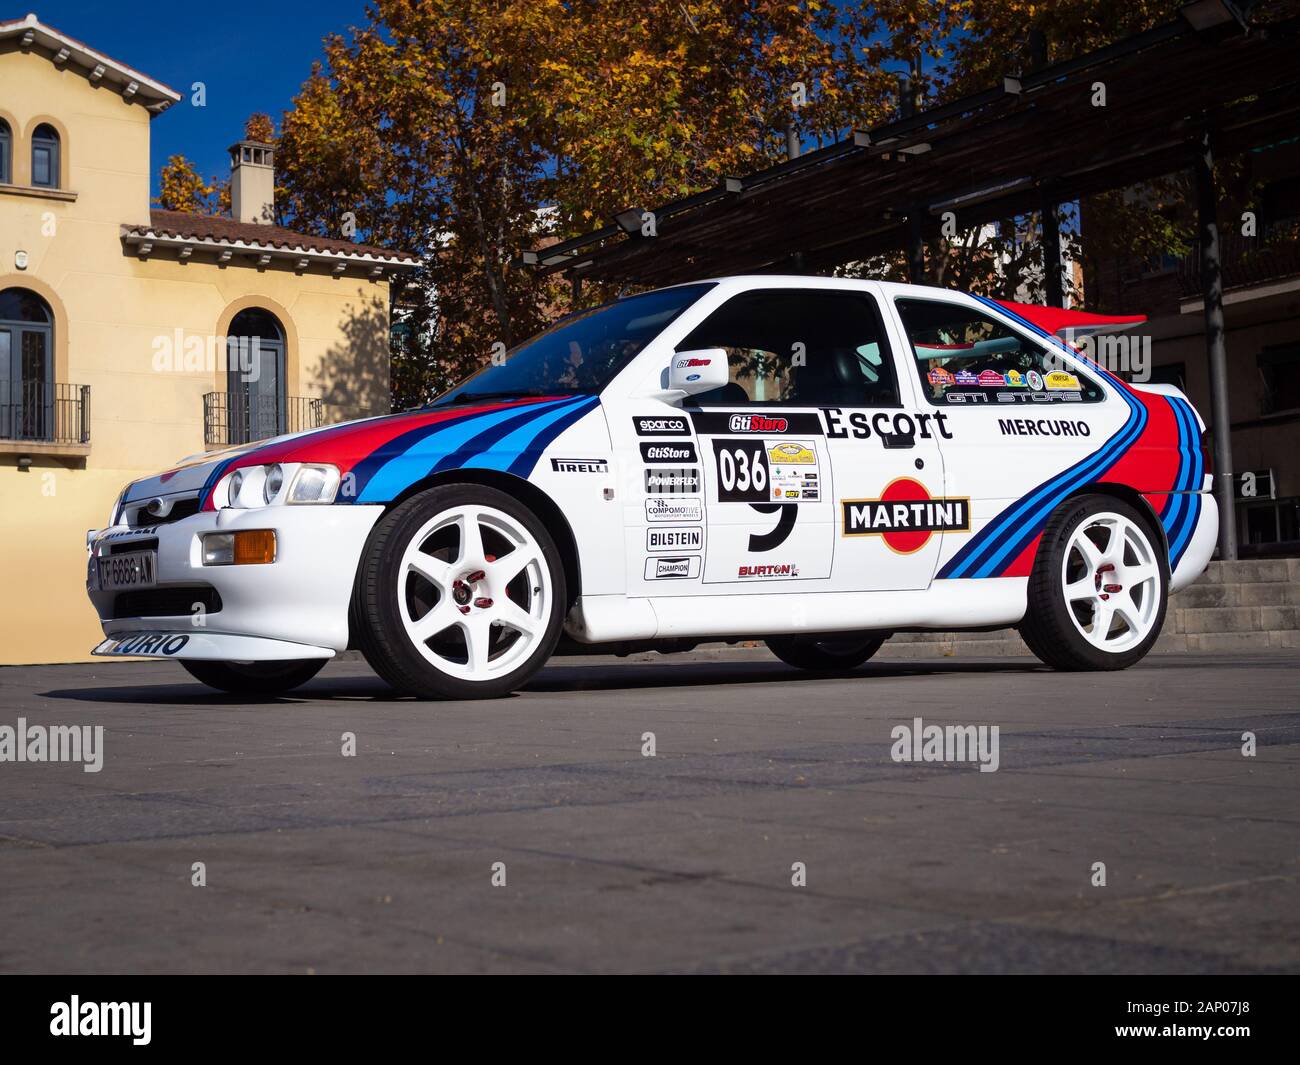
(766, 633), (887, 671)
(353, 485), (566, 699)
(180, 658), (325, 695)
(1019, 495), (1168, 671)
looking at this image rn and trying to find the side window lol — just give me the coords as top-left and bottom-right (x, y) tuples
(678, 289), (899, 407)
(895, 298), (1104, 406)
(0, 119), (11, 185)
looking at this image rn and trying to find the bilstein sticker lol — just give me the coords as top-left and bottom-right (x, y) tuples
(646, 526), (704, 552)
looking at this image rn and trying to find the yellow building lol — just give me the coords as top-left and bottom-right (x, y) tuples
(0, 14), (419, 664)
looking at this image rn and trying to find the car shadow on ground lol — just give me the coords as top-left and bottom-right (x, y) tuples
(36, 657), (1043, 706)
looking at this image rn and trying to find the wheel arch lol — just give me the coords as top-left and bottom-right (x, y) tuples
(380, 468), (583, 607)
(1068, 482), (1170, 564)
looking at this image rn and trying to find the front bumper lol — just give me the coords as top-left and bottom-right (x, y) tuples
(87, 504), (385, 658)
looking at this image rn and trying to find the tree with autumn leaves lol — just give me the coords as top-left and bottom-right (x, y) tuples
(157, 0), (1266, 407)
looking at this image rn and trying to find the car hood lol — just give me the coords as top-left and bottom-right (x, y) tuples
(121, 395), (601, 507)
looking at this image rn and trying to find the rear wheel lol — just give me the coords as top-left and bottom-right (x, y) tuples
(1019, 495), (1168, 671)
(354, 485), (566, 699)
(766, 633), (887, 671)
(180, 658), (325, 695)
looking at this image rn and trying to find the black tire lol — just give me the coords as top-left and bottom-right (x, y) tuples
(766, 633), (887, 671)
(1018, 494), (1169, 672)
(353, 484), (566, 699)
(180, 658), (325, 695)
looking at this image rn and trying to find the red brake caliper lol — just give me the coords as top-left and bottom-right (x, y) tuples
(1095, 562), (1121, 600)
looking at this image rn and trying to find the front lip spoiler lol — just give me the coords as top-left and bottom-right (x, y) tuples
(92, 631), (336, 661)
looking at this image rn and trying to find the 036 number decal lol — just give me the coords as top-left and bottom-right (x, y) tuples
(714, 440), (771, 502)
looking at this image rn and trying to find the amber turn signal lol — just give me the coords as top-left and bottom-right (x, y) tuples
(201, 530), (277, 566)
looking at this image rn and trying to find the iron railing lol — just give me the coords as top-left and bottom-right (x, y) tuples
(203, 391), (325, 447)
(1178, 226), (1300, 299)
(0, 381), (90, 445)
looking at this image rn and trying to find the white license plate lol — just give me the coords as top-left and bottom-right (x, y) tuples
(98, 551), (157, 590)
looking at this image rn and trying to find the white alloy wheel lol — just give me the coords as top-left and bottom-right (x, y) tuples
(397, 503), (551, 681)
(1060, 510), (1161, 654)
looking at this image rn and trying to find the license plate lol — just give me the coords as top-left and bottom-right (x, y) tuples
(98, 551), (157, 590)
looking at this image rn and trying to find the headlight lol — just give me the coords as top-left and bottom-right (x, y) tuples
(263, 464), (284, 503)
(287, 464), (341, 504)
(217, 463), (340, 508)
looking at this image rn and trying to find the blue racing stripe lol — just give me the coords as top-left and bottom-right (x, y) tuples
(355, 400), (572, 501)
(460, 396), (600, 476)
(429, 396), (592, 476)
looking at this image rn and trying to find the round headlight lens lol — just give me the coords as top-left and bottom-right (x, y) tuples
(264, 464), (284, 503)
(228, 469), (245, 505)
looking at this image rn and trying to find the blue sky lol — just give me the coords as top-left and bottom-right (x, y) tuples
(30, 1), (367, 197)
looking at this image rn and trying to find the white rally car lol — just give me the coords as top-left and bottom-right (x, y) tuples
(87, 277), (1217, 698)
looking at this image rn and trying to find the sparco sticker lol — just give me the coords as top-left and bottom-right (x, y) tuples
(633, 415), (690, 436)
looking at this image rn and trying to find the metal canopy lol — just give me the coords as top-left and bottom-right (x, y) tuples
(522, 14), (1300, 287)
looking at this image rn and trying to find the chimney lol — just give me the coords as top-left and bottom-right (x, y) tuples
(228, 140), (275, 224)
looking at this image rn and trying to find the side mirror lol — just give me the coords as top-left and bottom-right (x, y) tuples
(668, 348), (730, 396)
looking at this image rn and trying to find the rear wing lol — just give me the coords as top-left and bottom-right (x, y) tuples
(994, 300), (1146, 338)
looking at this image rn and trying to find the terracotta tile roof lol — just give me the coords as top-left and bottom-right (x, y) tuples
(124, 210), (421, 265)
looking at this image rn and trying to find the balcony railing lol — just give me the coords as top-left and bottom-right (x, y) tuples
(1178, 226), (1300, 299)
(0, 381), (91, 446)
(203, 391), (325, 447)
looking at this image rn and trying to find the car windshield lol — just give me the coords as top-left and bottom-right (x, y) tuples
(433, 283), (715, 405)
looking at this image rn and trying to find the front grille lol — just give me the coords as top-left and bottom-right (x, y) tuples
(107, 538), (158, 556)
(123, 495), (202, 528)
(112, 586), (222, 619)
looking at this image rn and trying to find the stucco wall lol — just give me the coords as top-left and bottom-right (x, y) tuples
(0, 48), (393, 664)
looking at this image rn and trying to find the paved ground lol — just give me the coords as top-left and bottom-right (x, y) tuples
(0, 649), (1296, 974)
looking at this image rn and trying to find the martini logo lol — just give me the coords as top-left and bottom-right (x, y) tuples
(841, 478), (970, 553)
(728, 413), (788, 433)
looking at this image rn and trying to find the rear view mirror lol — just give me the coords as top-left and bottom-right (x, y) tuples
(669, 348), (730, 396)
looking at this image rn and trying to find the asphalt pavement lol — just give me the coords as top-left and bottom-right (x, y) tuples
(0, 648), (1296, 973)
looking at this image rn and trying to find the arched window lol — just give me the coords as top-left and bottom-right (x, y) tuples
(0, 288), (54, 440)
(227, 308), (286, 443)
(0, 119), (11, 185)
(32, 123), (60, 188)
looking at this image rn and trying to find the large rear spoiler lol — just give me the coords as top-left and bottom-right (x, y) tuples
(994, 299), (1147, 338)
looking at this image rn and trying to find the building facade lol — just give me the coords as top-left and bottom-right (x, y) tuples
(0, 15), (418, 664)
(1087, 137), (1300, 557)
